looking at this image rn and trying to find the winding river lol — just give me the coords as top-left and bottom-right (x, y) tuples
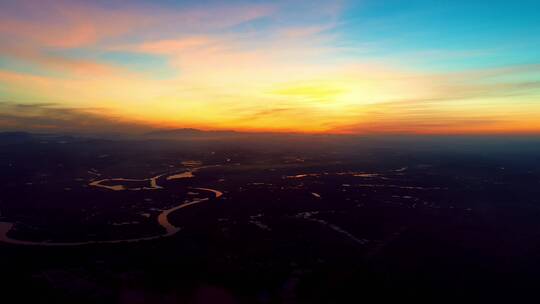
(0, 166), (223, 246)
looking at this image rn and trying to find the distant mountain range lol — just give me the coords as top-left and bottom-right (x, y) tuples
(145, 128), (240, 137)
(143, 128), (319, 140)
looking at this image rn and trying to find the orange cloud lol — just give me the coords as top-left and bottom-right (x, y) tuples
(0, 0), (273, 50)
(0, 0), (147, 49)
(136, 37), (217, 54)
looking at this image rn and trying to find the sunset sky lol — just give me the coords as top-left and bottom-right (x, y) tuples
(1, 0), (539, 134)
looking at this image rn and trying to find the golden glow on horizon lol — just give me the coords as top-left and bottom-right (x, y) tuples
(2, 62), (540, 134)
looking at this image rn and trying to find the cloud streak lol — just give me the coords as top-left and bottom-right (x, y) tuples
(0, 102), (153, 135)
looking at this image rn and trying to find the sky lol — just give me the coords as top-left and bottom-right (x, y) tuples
(0, 0), (539, 135)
